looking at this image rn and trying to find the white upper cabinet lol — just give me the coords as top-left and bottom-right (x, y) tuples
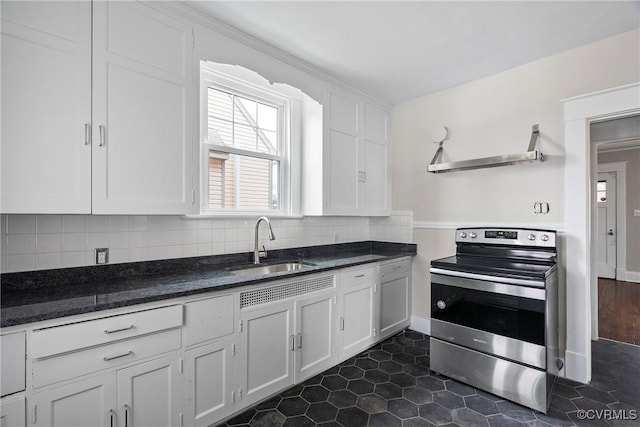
(1, 1), (193, 215)
(92, 2), (193, 214)
(303, 90), (391, 216)
(362, 103), (391, 215)
(1, 1), (92, 213)
(326, 93), (361, 215)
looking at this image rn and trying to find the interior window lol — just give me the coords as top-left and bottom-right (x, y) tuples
(597, 180), (607, 202)
(201, 63), (290, 214)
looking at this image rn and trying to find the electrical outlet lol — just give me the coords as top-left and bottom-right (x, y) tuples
(95, 248), (109, 264)
(634, 209), (640, 217)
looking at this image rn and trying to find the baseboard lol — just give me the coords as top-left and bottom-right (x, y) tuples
(410, 315), (430, 336)
(564, 350), (590, 384)
(625, 270), (640, 283)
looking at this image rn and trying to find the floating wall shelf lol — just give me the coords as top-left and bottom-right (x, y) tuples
(427, 124), (543, 173)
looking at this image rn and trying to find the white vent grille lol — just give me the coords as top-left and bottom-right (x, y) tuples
(241, 276), (334, 308)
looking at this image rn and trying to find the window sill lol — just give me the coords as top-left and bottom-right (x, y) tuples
(182, 213), (305, 220)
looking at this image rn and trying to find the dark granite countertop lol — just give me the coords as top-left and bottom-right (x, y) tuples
(0, 241), (416, 327)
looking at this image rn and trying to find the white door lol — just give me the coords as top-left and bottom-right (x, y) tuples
(294, 292), (336, 383)
(116, 355), (182, 427)
(0, 397), (25, 427)
(597, 172), (617, 279)
(1, 1), (92, 214)
(379, 275), (410, 339)
(184, 338), (235, 427)
(362, 139), (388, 215)
(92, 2), (193, 214)
(361, 103), (390, 216)
(33, 374), (115, 427)
(239, 302), (294, 408)
(339, 282), (376, 360)
(326, 92), (360, 215)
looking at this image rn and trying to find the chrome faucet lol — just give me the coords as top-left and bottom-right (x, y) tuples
(254, 216), (276, 264)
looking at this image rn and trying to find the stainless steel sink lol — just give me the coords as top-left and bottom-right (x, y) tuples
(230, 262), (313, 276)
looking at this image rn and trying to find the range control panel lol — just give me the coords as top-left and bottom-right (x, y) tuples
(456, 228), (556, 247)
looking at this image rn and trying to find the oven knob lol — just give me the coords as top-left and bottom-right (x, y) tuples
(528, 233), (536, 241)
(436, 300), (447, 310)
(541, 234), (549, 242)
(469, 232), (477, 239)
(459, 232), (467, 239)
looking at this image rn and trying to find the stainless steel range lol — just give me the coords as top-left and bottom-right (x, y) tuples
(429, 227), (561, 413)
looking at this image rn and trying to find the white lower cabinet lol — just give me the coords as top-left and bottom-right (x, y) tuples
(294, 292), (337, 383)
(237, 276), (337, 410)
(379, 258), (412, 340)
(338, 282), (377, 360)
(182, 294), (237, 426)
(184, 338), (235, 426)
(238, 301), (295, 409)
(337, 266), (379, 361)
(33, 354), (181, 427)
(0, 396), (26, 427)
(33, 374), (114, 427)
(116, 355), (182, 427)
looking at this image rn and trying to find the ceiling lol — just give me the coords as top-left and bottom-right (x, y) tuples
(186, 1), (640, 105)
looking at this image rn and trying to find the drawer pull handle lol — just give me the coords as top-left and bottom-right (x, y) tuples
(354, 274), (365, 278)
(104, 325), (134, 334)
(109, 409), (115, 427)
(103, 350), (133, 361)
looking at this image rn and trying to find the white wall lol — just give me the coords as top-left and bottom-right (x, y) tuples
(392, 29), (639, 380)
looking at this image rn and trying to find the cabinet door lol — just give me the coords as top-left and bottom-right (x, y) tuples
(184, 338), (235, 427)
(379, 275), (410, 340)
(239, 302), (294, 408)
(325, 93), (360, 215)
(116, 354), (181, 427)
(1, 1), (91, 213)
(294, 292), (336, 383)
(92, 2), (193, 214)
(339, 282), (376, 360)
(361, 103), (390, 216)
(0, 397), (25, 427)
(33, 374), (115, 427)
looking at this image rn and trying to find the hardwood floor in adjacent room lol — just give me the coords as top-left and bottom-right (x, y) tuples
(598, 278), (640, 345)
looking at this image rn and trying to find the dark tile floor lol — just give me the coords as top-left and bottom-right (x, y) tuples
(220, 330), (640, 427)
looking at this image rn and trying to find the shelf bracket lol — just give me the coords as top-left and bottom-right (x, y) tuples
(427, 124), (542, 173)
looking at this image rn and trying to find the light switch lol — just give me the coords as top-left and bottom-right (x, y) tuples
(634, 209), (640, 217)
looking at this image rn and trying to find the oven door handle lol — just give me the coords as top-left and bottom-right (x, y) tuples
(430, 270), (546, 300)
(430, 268), (545, 288)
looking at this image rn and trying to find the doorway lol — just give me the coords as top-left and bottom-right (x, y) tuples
(562, 82), (639, 383)
(593, 115), (640, 346)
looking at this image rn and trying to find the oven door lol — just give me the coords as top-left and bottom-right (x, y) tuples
(430, 272), (547, 368)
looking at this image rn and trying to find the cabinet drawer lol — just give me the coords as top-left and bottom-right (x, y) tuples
(184, 294), (234, 347)
(32, 328), (181, 388)
(339, 265), (378, 287)
(32, 305), (183, 359)
(380, 259), (411, 280)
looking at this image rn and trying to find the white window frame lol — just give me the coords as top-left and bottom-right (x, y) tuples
(199, 63), (300, 217)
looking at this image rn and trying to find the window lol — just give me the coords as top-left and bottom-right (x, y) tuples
(201, 63), (293, 215)
(597, 180), (607, 202)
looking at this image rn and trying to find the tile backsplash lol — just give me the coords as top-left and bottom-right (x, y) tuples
(0, 213), (413, 273)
